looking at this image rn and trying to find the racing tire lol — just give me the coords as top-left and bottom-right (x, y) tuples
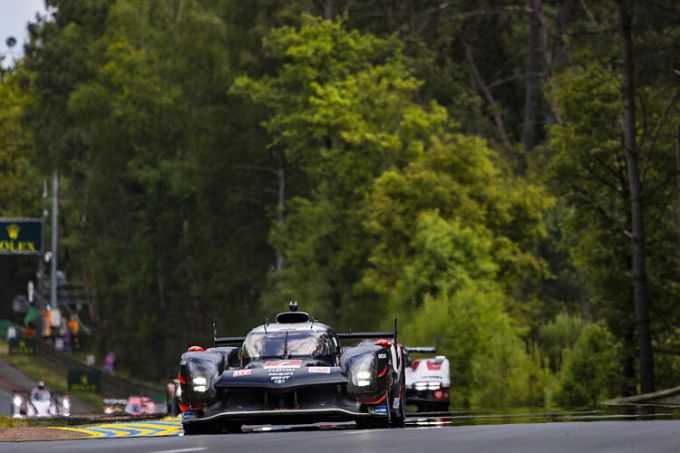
(358, 390), (391, 430)
(434, 402), (449, 413)
(389, 390), (405, 428)
(183, 423), (211, 435)
(183, 421), (242, 435)
(356, 417), (389, 430)
(220, 422), (242, 434)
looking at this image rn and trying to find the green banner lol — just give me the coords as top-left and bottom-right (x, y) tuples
(68, 370), (101, 392)
(0, 219), (43, 255)
(9, 338), (37, 355)
(0, 319), (12, 339)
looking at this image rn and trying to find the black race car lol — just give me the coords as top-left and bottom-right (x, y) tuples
(178, 303), (406, 434)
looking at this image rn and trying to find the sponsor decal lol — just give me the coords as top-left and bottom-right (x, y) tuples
(378, 353), (387, 359)
(426, 361), (443, 371)
(392, 397), (401, 409)
(268, 369), (295, 384)
(233, 369), (252, 377)
(183, 411), (197, 420)
(263, 360), (302, 369)
(264, 361), (301, 384)
(369, 404), (389, 416)
(308, 366), (330, 374)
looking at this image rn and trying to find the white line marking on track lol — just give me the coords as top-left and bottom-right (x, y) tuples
(148, 448), (207, 453)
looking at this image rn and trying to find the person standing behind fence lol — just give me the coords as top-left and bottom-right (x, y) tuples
(67, 315), (80, 350)
(104, 352), (116, 374)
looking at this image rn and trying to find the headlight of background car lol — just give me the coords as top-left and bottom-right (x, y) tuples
(415, 381), (441, 391)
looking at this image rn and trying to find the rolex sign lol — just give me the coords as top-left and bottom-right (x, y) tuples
(0, 219), (43, 255)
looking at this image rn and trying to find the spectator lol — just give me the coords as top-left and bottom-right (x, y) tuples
(63, 327), (73, 354)
(104, 352), (116, 374)
(68, 315), (80, 350)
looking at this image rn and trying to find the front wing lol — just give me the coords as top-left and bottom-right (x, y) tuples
(183, 366), (389, 426)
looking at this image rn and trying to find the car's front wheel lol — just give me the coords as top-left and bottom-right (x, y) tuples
(356, 417), (389, 429)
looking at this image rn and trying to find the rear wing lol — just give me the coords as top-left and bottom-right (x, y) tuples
(339, 318), (398, 342)
(213, 318), (399, 346)
(338, 332), (395, 340)
(214, 336), (246, 347)
(405, 346), (436, 353)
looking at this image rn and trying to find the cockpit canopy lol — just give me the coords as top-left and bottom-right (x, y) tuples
(242, 329), (338, 361)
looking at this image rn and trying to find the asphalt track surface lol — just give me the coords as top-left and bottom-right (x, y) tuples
(0, 388), (11, 416)
(4, 419), (680, 452)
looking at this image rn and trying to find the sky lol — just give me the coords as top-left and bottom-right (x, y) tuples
(0, 0), (50, 67)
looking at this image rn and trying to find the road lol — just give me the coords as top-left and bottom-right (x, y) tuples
(0, 388), (12, 416)
(2, 420), (680, 452)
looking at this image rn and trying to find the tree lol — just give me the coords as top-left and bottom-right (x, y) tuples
(232, 16), (449, 326)
(617, 0), (653, 394)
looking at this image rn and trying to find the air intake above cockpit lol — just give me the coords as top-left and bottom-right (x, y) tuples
(276, 311), (310, 323)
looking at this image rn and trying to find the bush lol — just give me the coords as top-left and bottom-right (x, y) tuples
(539, 312), (586, 373)
(472, 333), (552, 408)
(555, 322), (622, 408)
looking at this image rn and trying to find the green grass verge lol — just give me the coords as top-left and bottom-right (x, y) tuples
(0, 340), (103, 411)
(0, 416), (28, 428)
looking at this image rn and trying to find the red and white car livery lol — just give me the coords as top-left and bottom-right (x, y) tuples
(404, 347), (450, 412)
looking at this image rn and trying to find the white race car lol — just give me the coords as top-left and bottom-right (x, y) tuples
(11, 383), (71, 418)
(404, 347), (450, 412)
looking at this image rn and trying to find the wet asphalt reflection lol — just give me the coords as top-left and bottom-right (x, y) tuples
(235, 405), (680, 434)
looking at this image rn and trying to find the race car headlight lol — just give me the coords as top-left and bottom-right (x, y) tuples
(192, 376), (208, 392)
(355, 370), (372, 387)
(427, 382), (441, 390)
(192, 376), (207, 386)
(349, 354), (376, 388)
(414, 382), (427, 391)
(356, 370), (371, 380)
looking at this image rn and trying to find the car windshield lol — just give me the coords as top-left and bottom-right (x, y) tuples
(31, 390), (51, 402)
(243, 330), (335, 360)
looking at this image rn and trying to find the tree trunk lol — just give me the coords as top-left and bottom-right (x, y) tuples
(618, 0), (654, 394)
(275, 149), (286, 273)
(555, 0), (574, 68)
(622, 326), (636, 397)
(521, 0), (544, 151)
(464, 41), (511, 150)
(675, 125), (680, 270)
(323, 0), (335, 20)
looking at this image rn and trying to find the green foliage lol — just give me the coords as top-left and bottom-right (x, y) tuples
(233, 16), (452, 327)
(548, 59), (680, 393)
(555, 323), (622, 408)
(539, 312), (587, 373)
(472, 334), (552, 408)
(363, 132), (551, 333)
(0, 69), (40, 215)
(4, 0), (677, 404)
